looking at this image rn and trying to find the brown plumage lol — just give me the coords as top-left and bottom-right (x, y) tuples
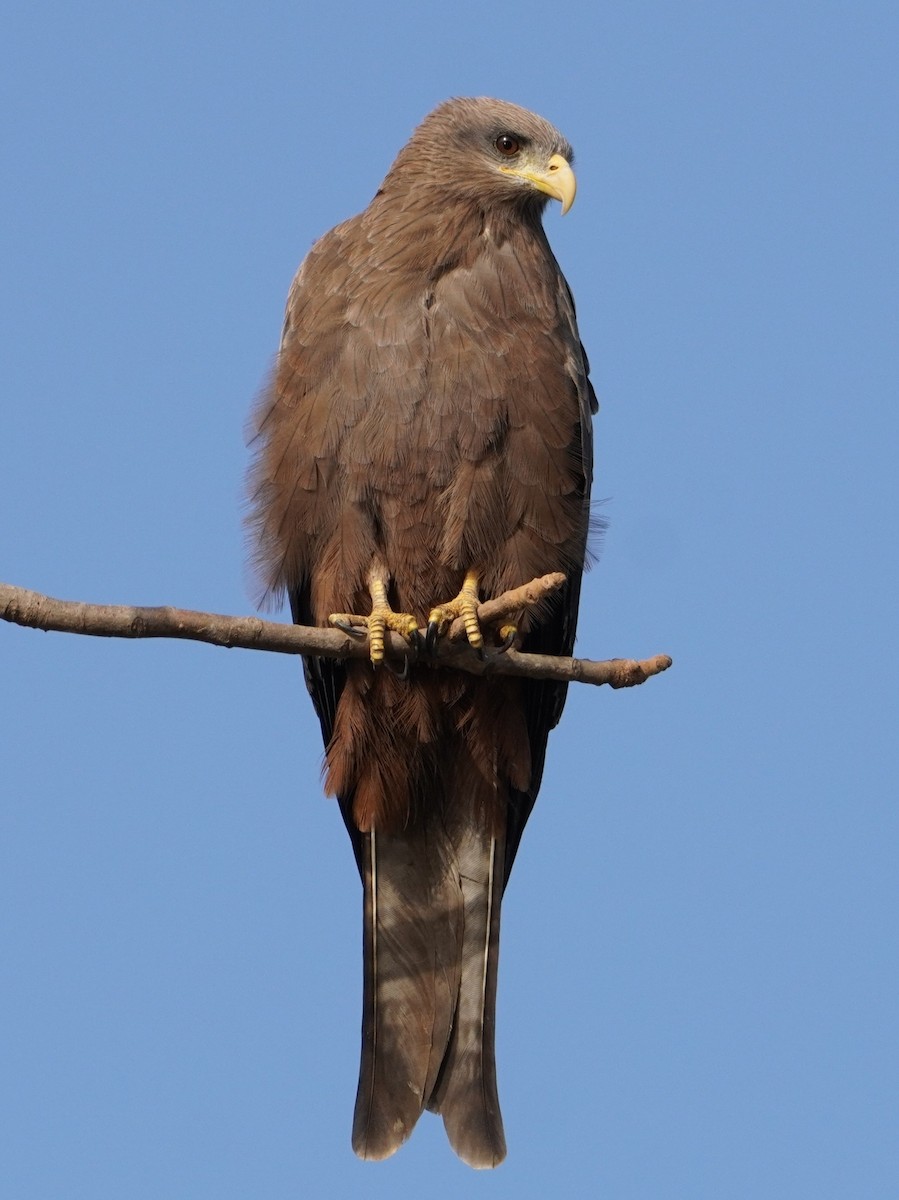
(247, 97), (596, 1168)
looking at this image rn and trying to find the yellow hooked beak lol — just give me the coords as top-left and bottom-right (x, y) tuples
(501, 153), (577, 214)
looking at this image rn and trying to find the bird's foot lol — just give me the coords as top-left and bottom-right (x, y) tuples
(426, 569), (484, 656)
(330, 575), (422, 668)
(329, 607), (421, 667)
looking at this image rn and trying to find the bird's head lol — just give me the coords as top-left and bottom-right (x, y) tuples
(386, 97), (576, 219)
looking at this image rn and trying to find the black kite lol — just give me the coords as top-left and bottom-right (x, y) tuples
(248, 97), (596, 1168)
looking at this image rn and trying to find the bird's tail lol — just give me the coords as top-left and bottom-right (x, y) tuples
(351, 809), (506, 1168)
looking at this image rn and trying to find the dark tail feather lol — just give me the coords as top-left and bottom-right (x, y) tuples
(351, 818), (507, 1167)
(427, 823), (507, 1168)
(351, 827), (463, 1160)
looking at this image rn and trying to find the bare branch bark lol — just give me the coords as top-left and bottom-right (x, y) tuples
(1, 578), (671, 690)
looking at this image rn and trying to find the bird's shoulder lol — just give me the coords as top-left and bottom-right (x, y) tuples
(280, 215), (363, 347)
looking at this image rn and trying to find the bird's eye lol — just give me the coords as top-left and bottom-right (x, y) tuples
(494, 134), (521, 156)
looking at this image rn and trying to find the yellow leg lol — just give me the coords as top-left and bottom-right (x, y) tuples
(427, 569), (484, 651)
(329, 568), (420, 667)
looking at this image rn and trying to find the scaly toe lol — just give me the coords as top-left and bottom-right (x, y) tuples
(369, 606), (421, 668)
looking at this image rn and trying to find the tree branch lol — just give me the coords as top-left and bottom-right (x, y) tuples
(0, 578), (671, 690)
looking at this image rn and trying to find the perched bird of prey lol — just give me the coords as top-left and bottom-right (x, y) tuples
(248, 97), (596, 1168)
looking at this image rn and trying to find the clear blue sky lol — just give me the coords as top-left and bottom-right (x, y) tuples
(3, 2), (897, 1196)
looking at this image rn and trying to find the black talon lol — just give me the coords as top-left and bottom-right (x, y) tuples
(385, 653), (410, 681)
(425, 621), (440, 656)
(495, 629), (517, 655)
(409, 628), (424, 655)
(332, 618), (367, 640)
